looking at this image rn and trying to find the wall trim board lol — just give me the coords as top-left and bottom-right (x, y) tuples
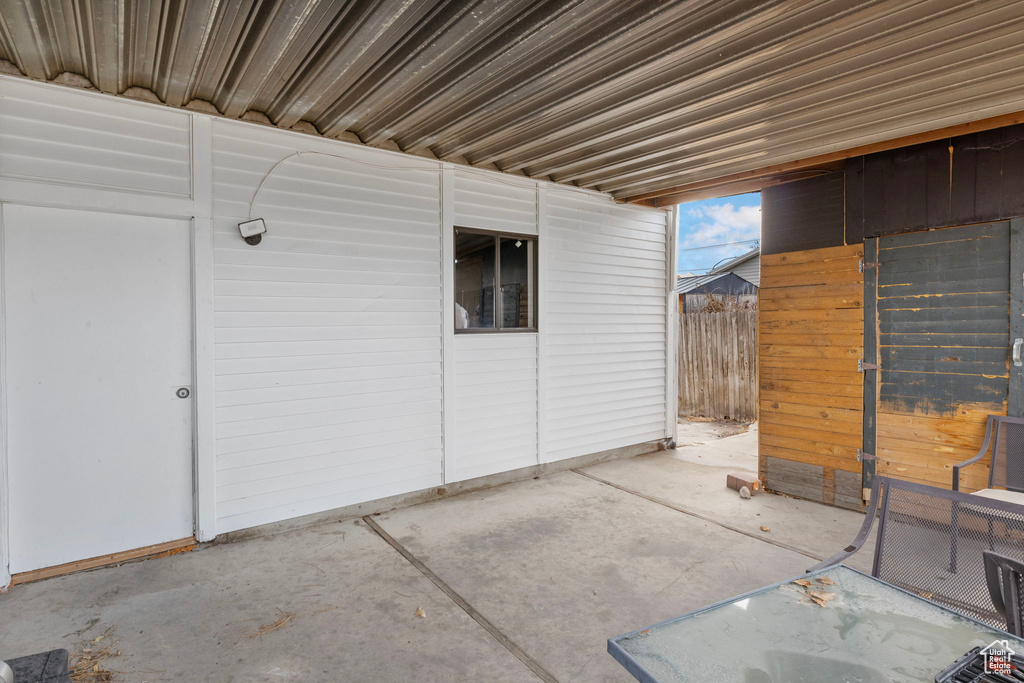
(861, 237), (878, 500)
(10, 537), (195, 586)
(214, 439), (664, 545)
(665, 207), (679, 442)
(0, 204), (8, 588)
(0, 178), (197, 219)
(441, 165), (456, 482)
(536, 185), (549, 464)
(191, 116), (216, 542)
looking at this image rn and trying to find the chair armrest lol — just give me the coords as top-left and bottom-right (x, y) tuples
(952, 415), (995, 491)
(806, 477), (883, 572)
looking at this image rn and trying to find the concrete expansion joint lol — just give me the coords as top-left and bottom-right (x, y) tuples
(361, 516), (560, 683)
(569, 469), (823, 563)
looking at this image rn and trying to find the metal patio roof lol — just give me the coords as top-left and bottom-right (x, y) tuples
(2, 0), (1024, 205)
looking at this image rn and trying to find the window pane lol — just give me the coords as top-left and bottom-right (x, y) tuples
(499, 236), (533, 328)
(454, 231), (495, 329)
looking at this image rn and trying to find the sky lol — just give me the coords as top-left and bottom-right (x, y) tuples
(676, 192), (761, 275)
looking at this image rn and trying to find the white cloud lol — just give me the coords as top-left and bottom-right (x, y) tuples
(678, 200), (761, 273)
(684, 202), (761, 247)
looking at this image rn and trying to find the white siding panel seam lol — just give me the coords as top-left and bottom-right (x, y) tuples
(0, 81), (192, 198)
(212, 134), (444, 533)
(545, 192), (669, 462)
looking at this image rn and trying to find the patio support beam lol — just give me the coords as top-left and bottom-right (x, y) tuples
(536, 184), (549, 464)
(624, 109), (1024, 207)
(665, 206), (679, 444)
(0, 202), (8, 588)
(441, 165), (456, 483)
(861, 238), (879, 501)
(191, 115), (217, 543)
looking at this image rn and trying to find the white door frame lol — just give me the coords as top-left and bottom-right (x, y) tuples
(0, 113), (219, 586)
(0, 203), (10, 587)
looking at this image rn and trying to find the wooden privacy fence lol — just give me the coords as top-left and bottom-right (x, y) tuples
(678, 311), (757, 421)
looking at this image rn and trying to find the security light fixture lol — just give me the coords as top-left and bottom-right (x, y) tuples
(238, 218), (267, 245)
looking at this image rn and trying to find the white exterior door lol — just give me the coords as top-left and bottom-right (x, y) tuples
(2, 204), (194, 574)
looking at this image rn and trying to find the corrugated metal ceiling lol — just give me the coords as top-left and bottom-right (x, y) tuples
(2, 0), (1024, 203)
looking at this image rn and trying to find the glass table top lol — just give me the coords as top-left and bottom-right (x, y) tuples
(608, 565), (1024, 683)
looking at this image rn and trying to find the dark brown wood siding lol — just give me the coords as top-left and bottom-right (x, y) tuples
(759, 120), (1024, 504)
(764, 123), (1024, 257)
(761, 172), (845, 255)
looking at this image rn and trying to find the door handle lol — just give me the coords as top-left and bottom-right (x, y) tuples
(1014, 338), (1023, 367)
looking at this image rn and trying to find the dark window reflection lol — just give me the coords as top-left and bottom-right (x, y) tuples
(500, 237), (533, 328)
(454, 230), (495, 329)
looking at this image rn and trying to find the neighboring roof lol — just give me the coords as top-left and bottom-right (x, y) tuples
(676, 274), (723, 295)
(709, 247), (760, 275)
(676, 272), (754, 295)
(1, 2), (1024, 203)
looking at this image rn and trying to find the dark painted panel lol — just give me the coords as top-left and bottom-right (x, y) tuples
(880, 333), (1007, 348)
(881, 306), (1009, 324)
(878, 224), (1010, 414)
(882, 317), (1010, 334)
(877, 291), (1009, 311)
(879, 254), (1009, 281)
(950, 132), (980, 224)
(881, 371), (1007, 403)
(1001, 134), (1024, 219)
(881, 345), (1008, 363)
(879, 277), (1008, 298)
(880, 240), (1007, 264)
(876, 221), (1006, 249)
(925, 140), (952, 228)
(762, 171), (845, 255)
(1011, 218), (1024, 417)
(769, 123), (1024, 260)
(973, 128), (1005, 223)
(876, 358), (1007, 376)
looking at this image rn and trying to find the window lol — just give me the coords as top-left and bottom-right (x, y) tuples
(454, 228), (536, 332)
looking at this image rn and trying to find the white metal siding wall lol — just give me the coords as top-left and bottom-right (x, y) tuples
(732, 256), (760, 287)
(0, 81), (191, 197)
(454, 170), (537, 235)
(450, 170), (539, 481)
(211, 122), (444, 533)
(452, 334), (537, 481)
(544, 193), (668, 461)
(0, 78), (674, 553)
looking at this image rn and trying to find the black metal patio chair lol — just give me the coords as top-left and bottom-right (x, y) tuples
(983, 550), (1024, 636)
(953, 415), (1024, 500)
(810, 476), (1024, 628)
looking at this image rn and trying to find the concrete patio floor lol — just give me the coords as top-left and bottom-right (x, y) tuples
(0, 423), (871, 682)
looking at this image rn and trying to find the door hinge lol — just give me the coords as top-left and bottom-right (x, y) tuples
(858, 359), (880, 372)
(857, 450), (877, 463)
(859, 260), (881, 272)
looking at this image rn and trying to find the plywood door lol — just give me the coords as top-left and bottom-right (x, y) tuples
(871, 222), (1010, 489)
(3, 205), (194, 573)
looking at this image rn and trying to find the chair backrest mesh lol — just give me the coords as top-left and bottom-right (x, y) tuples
(874, 478), (1024, 628)
(991, 417), (1024, 492)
